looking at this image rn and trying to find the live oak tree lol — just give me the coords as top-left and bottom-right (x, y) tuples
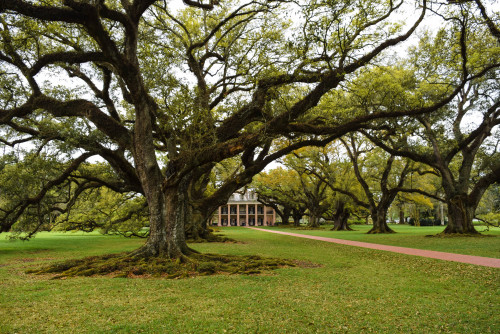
(323, 169), (360, 231)
(327, 192), (355, 231)
(1, 0), (468, 261)
(363, 16), (500, 234)
(253, 167), (306, 226)
(0, 152), (67, 237)
(337, 135), (416, 233)
(299, 64), (443, 233)
(254, 147), (359, 230)
(283, 150), (332, 228)
(282, 144), (362, 231)
(391, 173), (438, 226)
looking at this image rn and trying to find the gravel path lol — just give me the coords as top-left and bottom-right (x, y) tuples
(248, 227), (500, 268)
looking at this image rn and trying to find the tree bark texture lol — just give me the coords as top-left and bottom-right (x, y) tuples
(399, 205), (405, 224)
(307, 214), (321, 228)
(442, 194), (478, 234)
(279, 206), (291, 225)
(331, 204), (352, 231)
(367, 207), (395, 234)
(131, 101), (174, 257)
(292, 211), (302, 227)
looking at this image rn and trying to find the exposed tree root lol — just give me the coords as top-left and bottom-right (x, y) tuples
(366, 223), (396, 234)
(366, 228), (396, 234)
(26, 252), (300, 279)
(186, 233), (236, 244)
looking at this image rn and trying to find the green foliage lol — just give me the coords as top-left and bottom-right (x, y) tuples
(0, 151), (145, 238)
(253, 167), (307, 213)
(1, 0), (498, 248)
(476, 185), (500, 228)
(408, 217), (445, 226)
(0, 151), (71, 236)
(54, 187), (149, 237)
(477, 212), (500, 226)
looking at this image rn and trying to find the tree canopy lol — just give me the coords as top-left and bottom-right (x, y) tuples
(0, 0), (498, 264)
(362, 19), (500, 233)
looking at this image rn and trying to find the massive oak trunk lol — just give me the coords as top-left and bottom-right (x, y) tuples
(184, 203), (222, 242)
(331, 203), (352, 231)
(132, 188), (169, 257)
(132, 99), (182, 257)
(367, 193), (396, 233)
(132, 100), (191, 258)
(132, 182), (191, 258)
(442, 194), (478, 234)
(367, 206), (395, 234)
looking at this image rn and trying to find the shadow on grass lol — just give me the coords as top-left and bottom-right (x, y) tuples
(425, 233), (496, 238)
(0, 248), (52, 255)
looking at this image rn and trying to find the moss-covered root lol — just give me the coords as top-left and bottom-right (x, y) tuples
(186, 233), (236, 244)
(366, 226), (396, 234)
(26, 253), (300, 279)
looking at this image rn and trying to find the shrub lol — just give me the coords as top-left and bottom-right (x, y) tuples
(349, 218), (365, 225)
(408, 218), (447, 226)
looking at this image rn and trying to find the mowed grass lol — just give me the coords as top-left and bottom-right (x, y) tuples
(263, 224), (500, 258)
(0, 228), (498, 333)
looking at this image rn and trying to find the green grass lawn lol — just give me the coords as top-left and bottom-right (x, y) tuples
(0, 228), (499, 333)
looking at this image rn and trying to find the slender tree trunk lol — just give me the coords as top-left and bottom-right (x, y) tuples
(442, 194), (478, 234)
(308, 214), (321, 228)
(367, 207), (395, 234)
(279, 206), (291, 225)
(399, 205), (405, 224)
(292, 211), (302, 227)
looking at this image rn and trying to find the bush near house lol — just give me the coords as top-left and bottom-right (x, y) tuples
(409, 217), (447, 226)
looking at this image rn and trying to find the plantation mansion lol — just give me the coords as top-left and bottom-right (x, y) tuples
(211, 190), (276, 226)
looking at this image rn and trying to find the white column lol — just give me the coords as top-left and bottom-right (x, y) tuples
(218, 207), (221, 226)
(255, 204), (258, 226)
(237, 204), (240, 226)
